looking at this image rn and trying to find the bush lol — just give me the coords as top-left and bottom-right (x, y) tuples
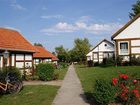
(112, 74), (140, 105)
(53, 72), (59, 80)
(87, 60), (93, 67)
(100, 57), (115, 67)
(37, 63), (55, 81)
(121, 61), (130, 66)
(93, 62), (99, 66)
(0, 66), (22, 83)
(93, 79), (116, 105)
(59, 62), (68, 68)
(131, 56), (140, 66)
(116, 56), (123, 66)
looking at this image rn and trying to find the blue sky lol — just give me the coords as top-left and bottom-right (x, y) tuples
(0, 0), (137, 52)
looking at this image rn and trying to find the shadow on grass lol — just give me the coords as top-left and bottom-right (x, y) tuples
(84, 92), (98, 105)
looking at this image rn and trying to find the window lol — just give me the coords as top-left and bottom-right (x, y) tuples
(103, 53), (109, 58)
(120, 42), (128, 54)
(93, 53), (98, 59)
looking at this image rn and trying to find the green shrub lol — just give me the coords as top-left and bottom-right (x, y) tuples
(53, 72), (59, 80)
(37, 63), (55, 81)
(93, 62), (99, 66)
(0, 66), (22, 82)
(100, 57), (115, 67)
(93, 79), (116, 105)
(131, 56), (140, 66)
(59, 62), (68, 68)
(116, 56), (123, 66)
(87, 60), (93, 67)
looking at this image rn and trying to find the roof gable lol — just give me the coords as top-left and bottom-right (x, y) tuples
(0, 28), (35, 52)
(91, 39), (114, 52)
(112, 13), (140, 40)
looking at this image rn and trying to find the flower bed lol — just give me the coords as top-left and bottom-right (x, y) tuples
(112, 74), (140, 105)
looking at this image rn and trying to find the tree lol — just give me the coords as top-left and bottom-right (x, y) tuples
(129, 0), (140, 19)
(52, 52), (56, 55)
(55, 45), (69, 62)
(34, 43), (43, 47)
(71, 38), (91, 63)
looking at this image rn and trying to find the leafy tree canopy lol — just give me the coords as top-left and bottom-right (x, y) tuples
(129, 0), (140, 19)
(34, 43), (43, 47)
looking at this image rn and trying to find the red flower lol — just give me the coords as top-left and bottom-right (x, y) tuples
(119, 74), (129, 80)
(112, 78), (118, 86)
(133, 79), (137, 84)
(132, 89), (140, 98)
(135, 93), (140, 97)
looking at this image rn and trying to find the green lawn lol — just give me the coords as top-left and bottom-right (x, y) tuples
(55, 67), (68, 80)
(0, 85), (59, 105)
(75, 65), (140, 99)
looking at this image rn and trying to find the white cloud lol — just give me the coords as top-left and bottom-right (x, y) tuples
(41, 15), (63, 19)
(10, 0), (26, 10)
(41, 22), (77, 34)
(41, 21), (123, 35)
(75, 22), (87, 29)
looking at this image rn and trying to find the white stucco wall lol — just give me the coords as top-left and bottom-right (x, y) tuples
(114, 17), (140, 39)
(93, 41), (114, 52)
(131, 47), (140, 54)
(25, 54), (32, 60)
(45, 59), (52, 62)
(16, 54), (24, 60)
(91, 40), (114, 63)
(86, 51), (93, 61)
(34, 59), (40, 65)
(16, 62), (24, 68)
(0, 56), (2, 68)
(131, 40), (140, 46)
(11, 54), (15, 66)
(25, 62), (32, 67)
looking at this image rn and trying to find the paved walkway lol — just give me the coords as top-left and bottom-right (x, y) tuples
(23, 80), (62, 86)
(52, 65), (89, 105)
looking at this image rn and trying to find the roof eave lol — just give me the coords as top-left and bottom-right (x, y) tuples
(0, 47), (35, 53)
(111, 13), (140, 40)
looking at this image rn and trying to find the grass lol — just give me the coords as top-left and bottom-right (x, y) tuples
(75, 65), (140, 97)
(0, 85), (59, 105)
(55, 67), (68, 80)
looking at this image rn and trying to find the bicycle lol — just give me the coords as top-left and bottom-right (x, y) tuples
(0, 73), (23, 94)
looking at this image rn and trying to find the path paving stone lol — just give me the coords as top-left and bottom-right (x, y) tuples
(52, 65), (89, 105)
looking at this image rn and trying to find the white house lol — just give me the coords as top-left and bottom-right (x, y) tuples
(0, 28), (36, 74)
(33, 46), (58, 66)
(111, 13), (140, 61)
(86, 39), (114, 63)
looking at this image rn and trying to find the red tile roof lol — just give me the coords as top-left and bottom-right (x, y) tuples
(0, 28), (36, 52)
(33, 46), (58, 61)
(52, 55), (58, 61)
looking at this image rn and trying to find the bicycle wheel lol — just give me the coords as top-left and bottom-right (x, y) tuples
(7, 81), (22, 94)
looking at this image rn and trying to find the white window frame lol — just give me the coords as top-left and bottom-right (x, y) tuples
(118, 41), (129, 55)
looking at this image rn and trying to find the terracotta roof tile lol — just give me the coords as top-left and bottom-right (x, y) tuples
(33, 46), (58, 61)
(52, 55), (58, 61)
(0, 28), (36, 52)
